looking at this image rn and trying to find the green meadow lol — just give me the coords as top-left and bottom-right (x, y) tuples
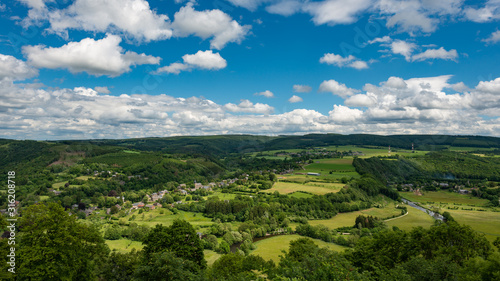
(264, 181), (343, 195)
(122, 209), (214, 228)
(441, 209), (500, 244)
(106, 239), (143, 253)
(385, 207), (435, 231)
(204, 250), (222, 266)
(309, 206), (403, 229)
(401, 191), (489, 207)
(250, 234), (348, 263)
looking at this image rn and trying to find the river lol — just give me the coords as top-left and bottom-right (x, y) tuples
(401, 198), (444, 221)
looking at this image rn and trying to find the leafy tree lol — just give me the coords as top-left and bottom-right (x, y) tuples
(18, 202), (109, 280)
(207, 253), (271, 281)
(218, 240), (230, 254)
(142, 219), (206, 269)
(204, 234), (218, 250)
(98, 249), (140, 281)
(134, 251), (201, 281)
(273, 238), (371, 280)
(104, 225), (122, 240)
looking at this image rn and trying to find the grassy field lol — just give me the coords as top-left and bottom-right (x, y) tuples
(288, 192), (314, 199)
(385, 206), (435, 231)
(401, 191), (489, 207)
(250, 234), (348, 263)
(75, 175), (98, 180)
(205, 191), (237, 200)
(325, 145), (429, 158)
(441, 209), (500, 244)
(309, 206), (403, 229)
(106, 239), (143, 253)
(123, 209), (214, 228)
(447, 146), (496, 152)
(204, 250), (222, 266)
(264, 181), (343, 195)
(52, 181), (66, 190)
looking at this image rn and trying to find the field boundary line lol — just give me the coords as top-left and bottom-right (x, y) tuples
(384, 212), (408, 222)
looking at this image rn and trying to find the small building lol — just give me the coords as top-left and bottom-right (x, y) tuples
(307, 172), (321, 176)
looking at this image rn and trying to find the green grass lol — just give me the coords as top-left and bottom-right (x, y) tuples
(326, 145), (429, 158)
(106, 239), (143, 253)
(39, 196), (49, 201)
(52, 181), (65, 190)
(400, 191), (489, 207)
(441, 209), (500, 244)
(122, 209), (214, 228)
(205, 192), (237, 200)
(289, 192), (314, 199)
(309, 206), (403, 229)
(75, 176), (97, 180)
(123, 150), (141, 154)
(204, 250), (222, 266)
(264, 181), (343, 195)
(250, 234), (348, 262)
(385, 207), (435, 231)
(447, 146), (496, 152)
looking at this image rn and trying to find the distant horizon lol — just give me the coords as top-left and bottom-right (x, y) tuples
(3, 132), (500, 142)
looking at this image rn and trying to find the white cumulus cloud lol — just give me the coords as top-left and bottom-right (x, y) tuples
(483, 30), (500, 44)
(171, 3), (251, 50)
(293, 85), (312, 93)
(42, 0), (172, 42)
(320, 53), (369, 69)
(155, 50), (227, 75)
(22, 34), (160, 77)
(319, 79), (358, 98)
(303, 0), (372, 25)
(254, 90), (274, 98)
(223, 99), (274, 114)
(288, 95), (303, 103)
(0, 54), (38, 81)
(411, 47), (458, 61)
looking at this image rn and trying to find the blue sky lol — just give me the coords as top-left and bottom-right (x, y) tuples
(0, 0), (499, 140)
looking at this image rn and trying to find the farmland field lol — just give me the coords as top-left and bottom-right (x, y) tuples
(250, 234), (348, 262)
(400, 191), (489, 207)
(205, 191), (237, 200)
(440, 209), (500, 243)
(288, 191), (314, 198)
(325, 145), (429, 158)
(264, 181), (343, 195)
(309, 206), (403, 229)
(106, 238), (143, 253)
(122, 209), (214, 228)
(385, 206), (435, 231)
(204, 250), (222, 266)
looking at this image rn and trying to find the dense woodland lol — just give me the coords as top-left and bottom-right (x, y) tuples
(1, 134), (500, 280)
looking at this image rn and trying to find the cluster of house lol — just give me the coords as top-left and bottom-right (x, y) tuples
(398, 182), (477, 195)
(50, 176), (247, 217)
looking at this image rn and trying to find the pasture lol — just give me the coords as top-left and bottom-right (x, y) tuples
(105, 239), (143, 253)
(385, 207), (435, 231)
(205, 191), (237, 200)
(250, 234), (348, 263)
(204, 250), (222, 266)
(309, 206), (403, 229)
(288, 192), (314, 199)
(441, 208), (500, 244)
(400, 191), (489, 207)
(264, 181), (343, 195)
(122, 209), (214, 228)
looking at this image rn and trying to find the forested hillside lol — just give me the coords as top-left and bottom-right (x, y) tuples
(1, 134), (500, 280)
